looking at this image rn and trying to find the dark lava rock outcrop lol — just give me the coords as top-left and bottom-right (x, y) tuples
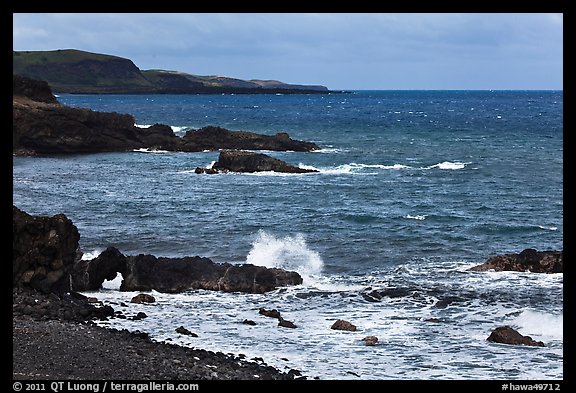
(182, 126), (318, 152)
(13, 206), (303, 295)
(487, 326), (545, 347)
(13, 206), (80, 294)
(469, 248), (562, 273)
(13, 74), (320, 155)
(195, 150), (318, 174)
(71, 247), (303, 294)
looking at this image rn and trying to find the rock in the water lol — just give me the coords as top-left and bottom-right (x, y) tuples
(278, 318), (297, 328)
(119, 254), (303, 294)
(362, 336), (379, 346)
(469, 249), (562, 273)
(259, 308), (282, 319)
(202, 150), (318, 174)
(175, 326), (198, 337)
(331, 319), (357, 331)
(487, 326), (545, 347)
(130, 293), (156, 304)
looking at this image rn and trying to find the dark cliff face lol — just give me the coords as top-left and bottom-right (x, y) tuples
(13, 206), (80, 294)
(12, 74), (59, 104)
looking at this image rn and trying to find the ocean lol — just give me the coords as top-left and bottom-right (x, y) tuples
(12, 90), (563, 380)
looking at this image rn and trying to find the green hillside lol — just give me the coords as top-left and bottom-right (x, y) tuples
(13, 49), (156, 93)
(13, 49), (331, 94)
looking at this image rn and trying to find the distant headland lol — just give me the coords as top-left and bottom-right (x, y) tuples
(13, 49), (345, 95)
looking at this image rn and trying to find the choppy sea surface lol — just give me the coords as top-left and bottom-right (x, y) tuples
(13, 90), (563, 380)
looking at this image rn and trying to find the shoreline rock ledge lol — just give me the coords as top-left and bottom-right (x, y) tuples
(13, 205), (303, 295)
(13, 74), (320, 155)
(72, 247), (304, 294)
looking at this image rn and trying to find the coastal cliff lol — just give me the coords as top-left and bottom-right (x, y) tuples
(13, 49), (336, 94)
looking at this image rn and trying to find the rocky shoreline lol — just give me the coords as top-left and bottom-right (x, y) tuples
(13, 74), (320, 156)
(13, 288), (302, 380)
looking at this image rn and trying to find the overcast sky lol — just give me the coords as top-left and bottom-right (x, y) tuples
(13, 13), (563, 90)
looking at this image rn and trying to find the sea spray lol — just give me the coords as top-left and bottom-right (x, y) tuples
(512, 309), (563, 341)
(246, 230), (323, 281)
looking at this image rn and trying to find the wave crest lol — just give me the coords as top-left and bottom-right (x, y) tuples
(246, 230), (323, 279)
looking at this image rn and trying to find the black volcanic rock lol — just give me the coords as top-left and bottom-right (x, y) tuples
(469, 249), (563, 273)
(13, 97), (144, 154)
(71, 246), (127, 291)
(70, 247), (303, 294)
(197, 150), (318, 174)
(119, 254), (303, 294)
(13, 76), (319, 156)
(13, 74), (58, 104)
(13, 206), (80, 294)
(487, 326), (545, 347)
(182, 126), (319, 152)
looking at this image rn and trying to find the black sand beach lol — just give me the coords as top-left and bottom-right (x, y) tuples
(12, 287), (302, 381)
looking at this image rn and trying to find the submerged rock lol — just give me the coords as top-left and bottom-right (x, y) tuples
(259, 308), (282, 319)
(362, 336), (379, 346)
(175, 326), (198, 337)
(130, 293), (156, 304)
(278, 318), (297, 329)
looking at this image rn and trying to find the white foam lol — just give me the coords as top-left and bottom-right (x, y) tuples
(133, 148), (171, 154)
(134, 124), (190, 135)
(512, 309), (563, 341)
(538, 225), (558, 231)
(246, 230), (323, 282)
(298, 162), (411, 175)
(425, 161), (468, 170)
(406, 214), (427, 220)
(312, 147), (346, 154)
(80, 248), (104, 260)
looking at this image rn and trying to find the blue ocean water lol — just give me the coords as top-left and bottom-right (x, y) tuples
(12, 91), (563, 380)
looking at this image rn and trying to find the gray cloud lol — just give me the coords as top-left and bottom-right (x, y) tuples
(13, 13), (563, 89)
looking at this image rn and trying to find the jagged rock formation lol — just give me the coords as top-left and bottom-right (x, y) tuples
(12, 206), (80, 294)
(13, 207), (303, 295)
(195, 150), (318, 174)
(469, 248), (563, 273)
(182, 126), (319, 152)
(71, 247), (303, 294)
(487, 326), (545, 347)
